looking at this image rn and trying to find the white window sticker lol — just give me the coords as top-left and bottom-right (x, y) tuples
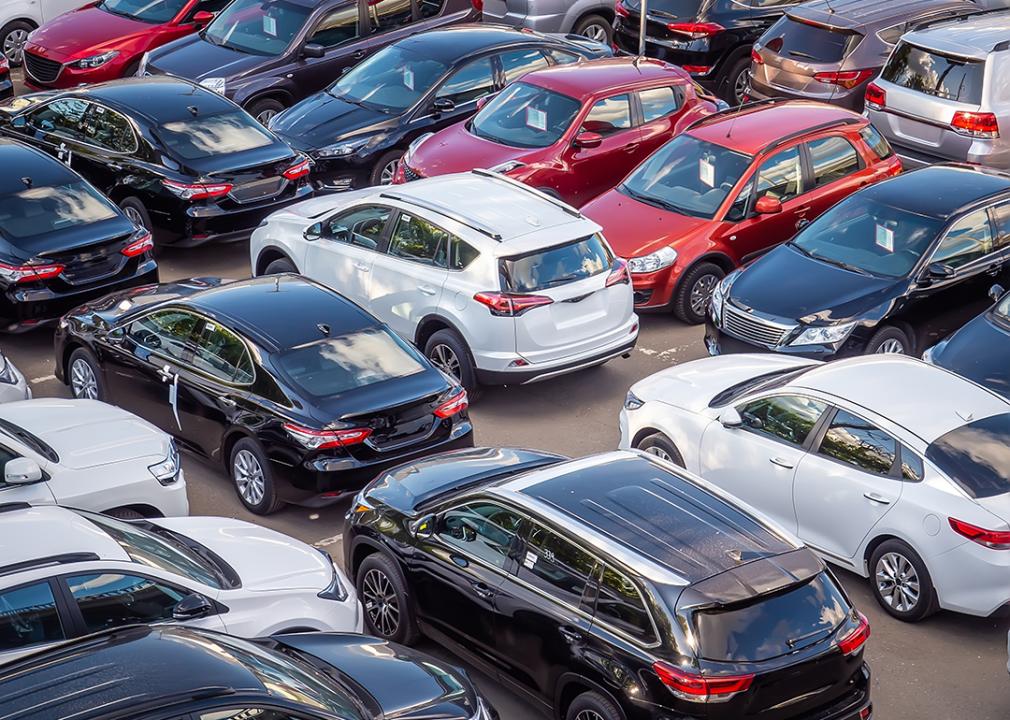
(263, 15), (277, 37)
(94, 106), (105, 114)
(403, 67), (414, 91)
(523, 551), (538, 569)
(699, 157), (715, 188)
(875, 224), (894, 252)
(525, 106), (547, 132)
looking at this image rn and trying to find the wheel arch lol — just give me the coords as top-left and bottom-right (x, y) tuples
(554, 673), (626, 720)
(670, 252), (735, 298)
(103, 504), (164, 518)
(348, 536), (385, 578)
(220, 426), (259, 468)
(241, 88), (295, 113)
(414, 314), (471, 353)
(254, 245), (298, 277)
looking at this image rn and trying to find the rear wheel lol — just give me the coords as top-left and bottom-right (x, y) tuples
(573, 13), (613, 45)
(565, 691), (624, 720)
(68, 347), (105, 401)
(247, 97), (285, 125)
(866, 325), (912, 355)
(230, 437), (284, 515)
(634, 432), (684, 467)
(356, 553), (419, 645)
(673, 262), (724, 325)
(264, 257), (297, 275)
(1, 20), (32, 66)
(870, 539), (937, 622)
(719, 55), (751, 105)
(424, 329), (479, 394)
(119, 197), (152, 232)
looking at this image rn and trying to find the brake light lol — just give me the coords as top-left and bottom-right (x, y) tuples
(434, 389), (468, 418)
(162, 179), (232, 201)
(666, 21), (724, 38)
(0, 55), (8, 73)
(865, 82), (885, 110)
(121, 232), (154, 257)
(282, 158), (312, 180)
(653, 661), (753, 703)
(949, 517), (1010, 549)
(951, 111), (999, 139)
(837, 612), (871, 656)
(473, 291), (553, 316)
(813, 69), (875, 90)
(682, 65), (712, 75)
(283, 422), (372, 450)
(0, 261), (63, 284)
(606, 258), (630, 287)
(751, 48), (764, 65)
(471, 0), (482, 10)
(615, 0), (630, 17)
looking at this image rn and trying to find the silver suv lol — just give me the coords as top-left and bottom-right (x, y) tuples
(865, 8), (1010, 168)
(483, 0), (615, 44)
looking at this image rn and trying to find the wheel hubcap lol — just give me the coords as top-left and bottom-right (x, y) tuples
(690, 273), (720, 315)
(644, 446), (673, 462)
(256, 108), (278, 125)
(233, 449), (266, 506)
(430, 343), (461, 382)
(379, 158), (400, 185)
(876, 552), (920, 612)
(581, 24), (608, 42)
(876, 338), (905, 354)
(575, 712), (606, 720)
(362, 569), (400, 637)
(3, 30), (27, 65)
(734, 71), (749, 104)
(123, 205), (147, 228)
(70, 359), (98, 400)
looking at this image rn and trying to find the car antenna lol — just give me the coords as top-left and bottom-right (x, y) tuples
(20, 177), (32, 189)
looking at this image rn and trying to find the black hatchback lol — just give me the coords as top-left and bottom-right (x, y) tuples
(0, 77), (313, 247)
(0, 139), (156, 333)
(54, 274), (473, 514)
(344, 447), (873, 720)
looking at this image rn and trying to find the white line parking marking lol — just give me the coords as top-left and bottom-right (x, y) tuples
(30, 374), (57, 384)
(314, 534), (343, 549)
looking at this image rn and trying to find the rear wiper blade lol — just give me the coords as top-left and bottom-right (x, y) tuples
(788, 50), (818, 60)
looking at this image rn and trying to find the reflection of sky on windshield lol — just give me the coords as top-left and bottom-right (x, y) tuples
(160, 113), (272, 159)
(0, 183), (117, 239)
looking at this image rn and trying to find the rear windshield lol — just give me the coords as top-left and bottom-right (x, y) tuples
(926, 413), (1010, 498)
(471, 82), (582, 149)
(622, 0), (702, 13)
(695, 572), (849, 662)
(763, 16), (862, 63)
(0, 181), (118, 240)
(156, 112), (274, 160)
(881, 42), (985, 104)
(277, 328), (426, 397)
(500, 234), (613, 293)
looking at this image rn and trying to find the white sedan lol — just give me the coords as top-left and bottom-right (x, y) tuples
(0, 351), (29, 403)
(0, 399), (187, 518)
(620, 354), (1010, 621)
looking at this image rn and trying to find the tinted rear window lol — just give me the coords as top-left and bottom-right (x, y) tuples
(156, 111), (274, 160)
(763, 16), (861, 63)
(0, 181), (118, 240)
(881, 42), (984, 104)
(500, 234), (613, 293)
(695, 572), (849, 662)
(622, 0), (702, 13)
(926, 413), (1010, 498)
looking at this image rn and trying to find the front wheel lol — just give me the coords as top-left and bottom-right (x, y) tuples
(866, 325), (912, 355)
(371, 150), (403, 186)
(870, 539), (937, 622)
(264, 257), (297, 275)
(68, 347), (105, 401)
(673, 262), (725, 325)
(356, 553), (419, 645)
(246, 98), (286, 126)
(635, 433), (685, 467)
(230, 437), (284, 515)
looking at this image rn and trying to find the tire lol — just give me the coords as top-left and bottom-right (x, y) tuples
(565, 690), (624, 720)
(869, 539), (937, 622)
(370, 150), (403, 187)
(119, 197), (152, 233)
(246, 97), (286, 125)
(572, 13), (613, 45)
(865, 325), (913, 356)
(264, 257), (297, 275)
(356, 553), (420, 645)
(105, 508), (145, 520)
(1, 20), (33, 66)
(673, 262), (725, 325)
(68, 347), (105, 402)
(719, 54), (752, 105)
(635, 433), (685, 467)
(229, 437), (284, 515)
(122, 60), (140, 79)
(424, 328), (479, 394)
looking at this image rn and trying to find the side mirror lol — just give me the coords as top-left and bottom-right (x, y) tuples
(573, 131), (603, 149)
(923, 261), (955, 283)
(989, 283), (1006, 302)
(12, 116), (26, 129)
(302, 42), (326, 59)
(191, 10), (214, 24)
(303, 222), (322, 241)
(410, 514), (437, 540)
(5, 458), (42, 485)
(755, 195), (783, 215)
(432, 97), (455, 115)
(173, 593), (213, 621)
(475, 93), (496, 110)
(719, 407), (743, 428)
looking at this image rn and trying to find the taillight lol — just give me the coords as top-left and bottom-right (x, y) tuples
(471, 0), (482, 11)
(865, 82), (886, 110)
(0, 261), (64, 284)
(837, 612), (870, 656)
(283, 422), (372, 450)
(751, 48), (764, 65)
(653, 661), (754, 703)
(951, 111), (999, 139)
(606, 258), (630, 287)
(0, 55), (8, 73)
(666, 22), (724, 38)
(949, 517), (1010, 549)
(682, 65), (712, 75)
(434, 389), (468, 418)
(813, 69), (875, 90)
(473, 291), (553, 316)
(615, 0), (630, 17)
(282, 157), (312, 180)
(121, 232), (154, 257)
(162, 179), (232, 201)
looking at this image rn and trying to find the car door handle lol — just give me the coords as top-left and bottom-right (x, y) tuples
(769, 457), (795, 469)
(354, 262), (370, 272)
(419, 285), (437, 296)
(863, 492), (891, 505)
(352, 50), (367, 60)
(624, 143), (640, 153)
(559, 626), (582, 643)
(220, 397), (236, 408)
(471, 582), (495, 600)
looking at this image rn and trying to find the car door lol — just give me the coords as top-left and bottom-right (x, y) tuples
(799, 134), (877, 221)
(74, 102), (143, 195)
(699, 393), (830, 534)
(636, 84), (691, 159)
(0, 442), (56, 506)
(0, 578), (69, 665)
(291, 1), (363, 96)
(19, 98), (94, 171)
(562, 93), (643, 207)
(792, 408), (904, 561)
(303, 204), (391, 305)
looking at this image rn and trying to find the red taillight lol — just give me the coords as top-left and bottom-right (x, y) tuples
(473, 291), (553, 316)
(434, 389), (468, 418)
(951, 111), (1000, 139)
(865, 82), (886, 110)
(666, 21), (724, 38)
(283, 422), (372, 450)
(751, 48), (764, 65)
(162, 179), (233, 201)
(606, 258), (630, 287)
(653, 661), (754, 703)
(471, 0), (482, 11)
(121, 233), (154, 257)
(813, 69), (875, 90)
(0, 261), (64, 284)
(949, 517), (1010, 549)
(0, 55), (8, 73)
(682, 65), (712, 75)
(282, 158), (312, 180)
(837, 612), (871, 656)
(615, 0), (630, 17)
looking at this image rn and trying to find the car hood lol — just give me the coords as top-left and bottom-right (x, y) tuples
(410, 121), (533, 175)
(26, 5), (150, 61)
(581, 189), (710, 258)
(935, 314), (1010, 401)
(271, 92), (391, 151)
(731, 244), (900, 322)
(0, 398), (168, 468)
(277, 633), (481, 719)
(152, 516), (331, 591)
(148, 33), (266, 82)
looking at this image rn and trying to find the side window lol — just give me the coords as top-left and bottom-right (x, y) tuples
(807, 136), (861, 188)
(860, 124), (894, 160)
(595, 564), (656, 643)
(876, 23), (904, 46)
(0, 582), (65, 651)
(387, 213), (452, 267)
(127, 309), (201, 362)
(438, 502), (523, 570)
(0, 445), (17, 484)
(365, 0), (413, 32)
(817, 409), (896, 476)
(933, 209), (994, 269)
(323, 205), (391, 250)
(195, 0), (230, 13)
(83, 105), (137, 153)
(755, 146), (802, 204)
(309, 5), (358, 46)
(737, 395), (828, 446)
(547, 49), (579, 65)
(988, 201), (1010, 250)
(436, 57), (495, 106)
(197, 711), (299, 720)
(519, 522), (597, 608)
(900, 447), (925, 482)
(726, 179), (754, 222)
(582, 94), (632, 136)
(451, 239), (479, 270)
(499, 48), (549, 85)
(418, 0), (445, 19)
(639, 86), (682, 123)
(66, 573), (186, 634)
(28, 99), (89, 140)
(190, 321), (254, 384)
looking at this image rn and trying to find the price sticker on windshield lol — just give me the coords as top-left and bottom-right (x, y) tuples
(403, 67), (415, 91)
(699, 157), (715, 188)
(523, 551), (538, 569)
(263, 15), (277, 37)
(525, 106), (547, 132)
(875, 224), (895, 252)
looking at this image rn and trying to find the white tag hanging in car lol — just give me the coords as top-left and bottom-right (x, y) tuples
(523, 551), (538, 569)
(875, 224), (894, 252)
(699, 157), (715, 188)
(403, 67), (414, 91)
(168, 374), (181, 430)
(263, 15), (277, 37)
(526, 106), (547, 131)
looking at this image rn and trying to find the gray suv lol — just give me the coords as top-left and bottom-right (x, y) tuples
(748, 0), (978, 111)
(482, 0), (615, 44)
(865, 8), (1010, 168)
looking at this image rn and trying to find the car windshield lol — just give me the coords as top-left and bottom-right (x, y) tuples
(0, 182), (118, 241)
(277, 327), (427, 397)
(619, 135), (752, 219)
(329, 45), (449, 113)
(470, 82), (582, 149)
(500, 234), (613, 292)
(156, 111), (274, 160)
(97, 0), (188, 24)
(790, 197), (943, 278)
(926, 413), (1010, 498)
(881, 42), (985, 104)
(709, 365), (817, 408)
(0, 419), (58, 462)
(203, 0), (310, 56)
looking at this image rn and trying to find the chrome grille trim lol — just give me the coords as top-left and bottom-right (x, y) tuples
(24, 52), (62, 84)
(721, 303), (795, 347)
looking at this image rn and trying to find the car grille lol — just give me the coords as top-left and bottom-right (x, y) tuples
(722, 303), (795, 347)
(228, 177), (286, 204)
(402, 164), (424, 182)
(24, 52), (62, 84)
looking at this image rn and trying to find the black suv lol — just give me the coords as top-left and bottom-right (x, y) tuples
(613, 0), (790, 103)
(344, 447), (873, 720)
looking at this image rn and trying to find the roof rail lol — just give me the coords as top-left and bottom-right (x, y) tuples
(470, 168), (583, 219)
(0, 502), (32, 514)
(910, 6), (1010, 33)
(0, 552), (101, 578)
(763, 116), (864, 155)
(378, 192), (503, 241)
(685, 97), (790, 132)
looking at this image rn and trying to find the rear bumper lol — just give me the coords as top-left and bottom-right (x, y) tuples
(476, 336), (637, 385)
(745, 74), (864, 112)
(929, 539), (1010, 617)
(865, 107), (1010, 170)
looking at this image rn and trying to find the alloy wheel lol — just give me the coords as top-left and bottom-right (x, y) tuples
(123, 205), (147, 229)
(70, 358), (98, 400)
(733, 71), (749, 104)
(644, 446), (673, 463)
(256, 108), (279, 125)
(379, 158), (400, 185)
(233, 449), (266, 506)
(3, 29), (28, 65)
(575, 712), (606, 720)
(580, 24), (609, 43)
(690, 274), (720, 316)
(362, 568), (400, 637)
(429, 343), (461, 382)
(875, 338), (905, 354)
(875, 551), (920, 613)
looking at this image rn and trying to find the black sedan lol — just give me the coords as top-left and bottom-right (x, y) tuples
(55, 274), (473, 514)
(707, 165), (1010, 359)
(268, 24), (611, 191)
(0, 625), (498, 720)
(0, 138), (157, 333)
(0, 77), (313, 247)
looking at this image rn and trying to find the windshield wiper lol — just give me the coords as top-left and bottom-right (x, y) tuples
(815, 254), (872, 276)
(788, 50), (819, 60)
(620, 184), (704, 217)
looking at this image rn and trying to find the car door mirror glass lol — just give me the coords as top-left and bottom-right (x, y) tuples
(755, 195), (783, 214)
(11, 116), (25, 129)
(304, 222), (322, 241)
(433, 97), (456, 115)
(302, 42), (326, 59)
(4, 457), (43, 485)
(191, 10), (214, 24)
(172, 593), (213, 620)
(925, 261), (955, 281)
(990, 283), (1006, 302)
(719, 407), (743, 428)
(573, 131), (603, 149)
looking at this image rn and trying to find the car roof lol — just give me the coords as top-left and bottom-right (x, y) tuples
(786, 355), (1010, 442)
(687, 100), (865, 156)
(524, 57), (690, 99)
(858, 164), (1010, 219)
(394, 23), (555, 61)
(0, 139), (79, 195)
(65, 77), (239, 125)
(0, 504), (129, 571)
(902, 8), (1010, 57)
(788, 0), (975, 30)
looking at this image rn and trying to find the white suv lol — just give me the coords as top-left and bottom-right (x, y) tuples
(250, 170), (639, 390)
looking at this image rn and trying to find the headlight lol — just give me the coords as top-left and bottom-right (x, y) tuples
(315, 548), (349, 601)
(199, 77), (226, 94)
(625, 390), (644, 411)
(489, 159), (527, 174)
(789, 321), (857, 347)
(0, 353), (16, 385)
(148, 440), (181, 485)
(710, 269), (740, 325)
(627, 247), (677, 274)
(315, 136), (374, 159)
(137, 52), (149, 76)
(403, 132), (434, 164)
(72, 50), (119, 69)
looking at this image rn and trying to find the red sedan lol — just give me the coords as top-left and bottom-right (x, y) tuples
(22, 0), (223, 91)
(395, 57), (719, 208)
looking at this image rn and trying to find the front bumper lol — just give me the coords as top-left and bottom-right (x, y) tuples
(306, 158), (374, 194)
(476, 337), (637, 385)
(0, 362), (31, 403)
(704, 321), (871, 360)
(631, 265), (680, 310)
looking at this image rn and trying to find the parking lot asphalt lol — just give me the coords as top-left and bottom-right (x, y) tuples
(5, 69), (1010, 719)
